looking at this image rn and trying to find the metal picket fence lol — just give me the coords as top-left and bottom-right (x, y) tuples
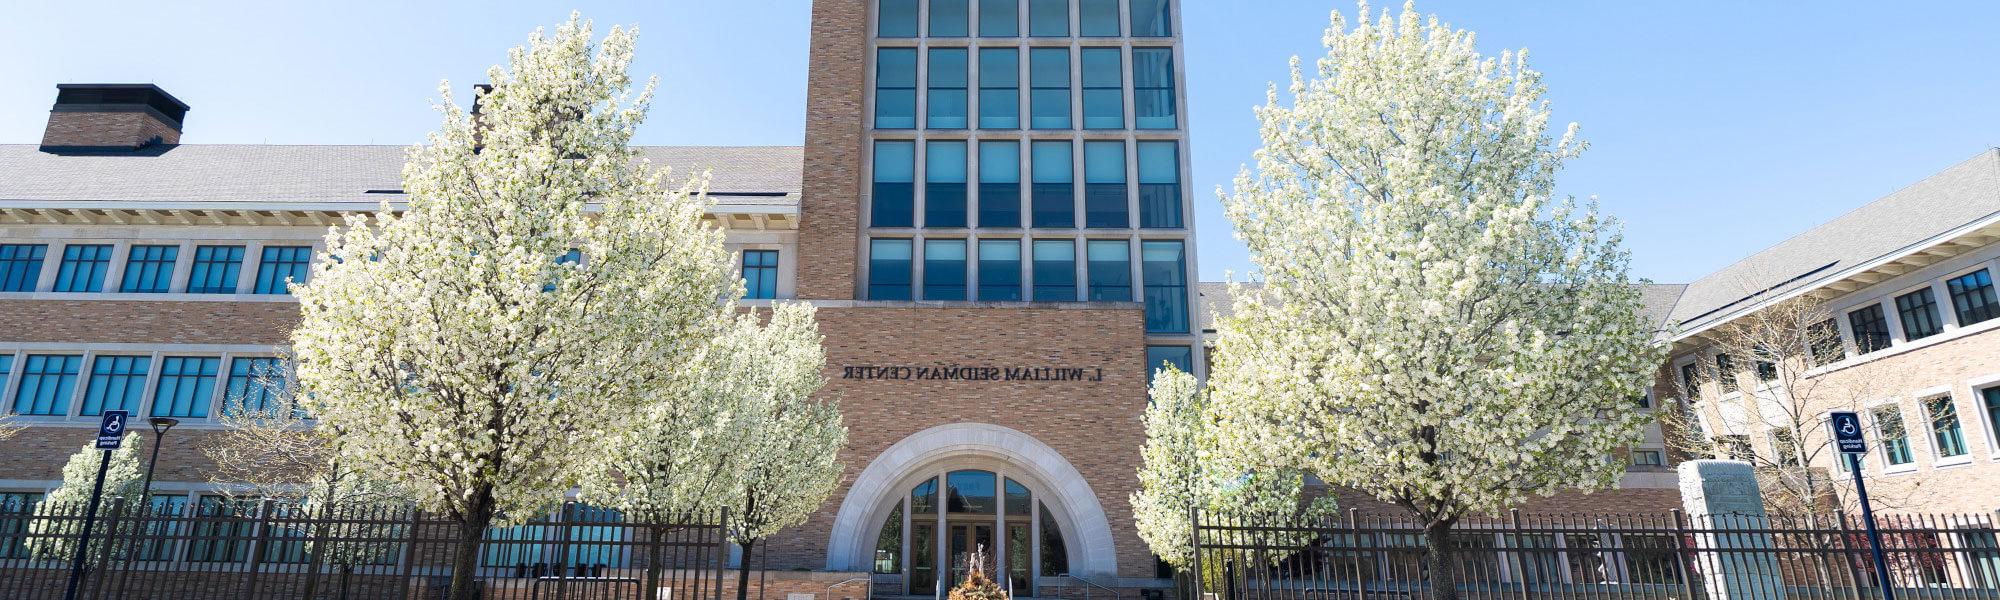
(1188, 510), (2000, 600)
(0, 497), (730, 600)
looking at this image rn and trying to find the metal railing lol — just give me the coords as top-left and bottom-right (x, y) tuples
(0, 498), (730, 600)
(1188, 509), (2000, 600)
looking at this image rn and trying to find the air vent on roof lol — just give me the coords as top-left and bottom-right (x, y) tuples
(363, 189), (406, 194)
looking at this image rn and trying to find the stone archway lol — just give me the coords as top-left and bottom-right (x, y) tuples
(824, 422), (1119, 578)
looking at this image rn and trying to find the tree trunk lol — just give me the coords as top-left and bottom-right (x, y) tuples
(1424, 520), (1459, 600)
(448, 486), (499, 600)
(736, 539), (755, 600)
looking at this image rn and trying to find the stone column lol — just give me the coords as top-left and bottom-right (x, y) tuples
(1678, 459), (1785, 600)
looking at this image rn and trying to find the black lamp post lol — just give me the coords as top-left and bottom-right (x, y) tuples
(138, 417), (178, 509)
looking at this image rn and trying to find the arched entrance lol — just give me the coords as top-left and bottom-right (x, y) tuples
(824, 423), (1118, 597)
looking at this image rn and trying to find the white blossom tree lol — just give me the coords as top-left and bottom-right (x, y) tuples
(1207, 4), (1664, 598)
(290, 16), (738, 600)
(27, 436), (147, 561)
(1131, 367), (1331, 571)
(0, 415), (18, 442)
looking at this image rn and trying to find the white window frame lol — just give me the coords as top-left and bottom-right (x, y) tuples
(1864, 398), (1920, 475)
(1913, 388), (1974, 468)
(1970, 371), (2000, 460)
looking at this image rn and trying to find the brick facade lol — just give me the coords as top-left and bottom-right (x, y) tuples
(0, 300), (297, 345)
(796, 0), (867, 300)
(40, 111), (181, 150)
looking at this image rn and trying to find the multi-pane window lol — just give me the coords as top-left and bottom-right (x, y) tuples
(978, 141), (1022, 227)
(880, 0), (919, 37)
(1807, 319), (1844, 367)
(120, 244), (178, 293)
(1948, 269), (2000, 327)
(1678, 363), (1700, 398)
(929, 0), (968, 36)
(1029, 48), (1071, 129)
(1984, 387), (2000, 452)
(187, 245), (245, 294)
(926, 141), (969, 227)
(1141, 240), (1188, 333)
(1771, 428), (1801, 467)
(1630, 450), (1665, 468)
(1031, 141), (1074, 228)
(1712, 354), (1737, 393)
(1849, 304), (1891, 354)
(0, 492), (43, 560)
(1753, 355), (1778, 382)
(0, 356), (10, 408)
(1086, 240), (1131, 301)
(1031, 240), (1076, 301)
(877, 49), (919, 129)
(978, 239), (1022, 301)
(54, 244), (113, 292)
(1145, 345), (1193, 378)
(12, 354), (81, 416)
(1131, 0), (1172, 36)
(188, 495), (251, 562)
(928, 48), (969, 129)
(1137, 141), (1181, 228)
(1132, 48), (1177, 129)
(1874, 405), (1914, 466)
(874, 141), (917, 227)
(0, 244), (47, 292)
(1896, 288), (1943, 340)
(923, 239), (968, 301)
(870, 239), (914, 301)
(1080, 48), (1124, 129)
(979, 0), (1018, 37)
(1028, 0), (1067, 36)
(1079, 0), (1119, 36)
(742, 250), (779, 300)
(1083, 141), (1127, 228)
(81, 355), (150, 416)
(1719, 435), (1754, 462)
(978, 49), (1020, 129)
(152, 356), (220, 418)
(225, 357), (289, 416)
(1926, 396), (1967, 459)
(253, 246), (312, 295)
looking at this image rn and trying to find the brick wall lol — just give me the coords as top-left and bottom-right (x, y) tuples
(40, 111), (181, 149)
(796, 0), (868, 300)
(0, 300), (298, 345)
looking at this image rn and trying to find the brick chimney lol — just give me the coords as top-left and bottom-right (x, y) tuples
(39, 84), (190, 152)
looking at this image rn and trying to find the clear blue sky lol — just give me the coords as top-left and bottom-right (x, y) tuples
(4, 1), (1997, 284)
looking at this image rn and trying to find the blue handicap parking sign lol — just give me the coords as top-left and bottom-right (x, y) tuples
(95, 411), (128, 449)
(1829, 411), (1867, 454)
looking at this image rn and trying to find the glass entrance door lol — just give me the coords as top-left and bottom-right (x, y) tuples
(947, 522), (995, 590)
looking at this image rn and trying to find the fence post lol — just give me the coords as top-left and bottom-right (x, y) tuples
(1671, 509), (1696, 599)
(716, 507), (731, 600)
(241, 498), (276, 597)
(1349, 509), (1368, 600)
(301, 503), (330, 600)
(1509, 509), (1530, 600)
(87, 496), (128, 600)
(398, 508), (423, 598)
(1187, 506), (1204, 600)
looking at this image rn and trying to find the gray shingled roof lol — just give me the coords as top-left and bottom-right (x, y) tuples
(1198, 281), (1688, 335)
(1668, 148), (2000, 333)
(0, 144), (802, 207)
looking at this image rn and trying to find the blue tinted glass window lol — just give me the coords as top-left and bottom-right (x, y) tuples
(0, 356), (10, 412)
(225, 357), (290, 416)
(152, 356), (220, 418)
(926, 141), (969, 227)
(1031, 240), (1076, 302)
(54, 244), (113, 293)
(870, 239), (914, 301)
(1132, 48), (1177, 129)
(81, 355), (149, 416)
(978, 141), (1022, 228)
(1142, 240), (1188, 333)
(1138, 141), (1182, 228)
(254, 246), (312, 294)
(1079, 0), (1119, 36)
(928, 49), (969, 129)
(0, 244), (47, 292)
(924, 239), (968, 301)
(1081, 49), (1124, 129)
(13, 354), (81, 416)
(1948, 269), (1999, 326)
(979, 0), (1018, 36)
(874, 141), (917, 227)
(877, 49), (919, 129)
(187, 245), (245, 294)
(743, 250), (779, 300)
(1029, 0), (1067, 36)
(880, 0), (919, 37)
(1131, 0), (1172, 36)
(1083, 141), (1127, 228)
(1031, 141), (1074, 228)
(120, 244), (178, 293)
(1146, 346), (1194, 382)
(1029, 48), (1071, 129)
(978, 239), (1022, 302)
(930, 0), (968, 36)
(1086, 240), (1131, 301)
(978, 49), (1020, 129)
